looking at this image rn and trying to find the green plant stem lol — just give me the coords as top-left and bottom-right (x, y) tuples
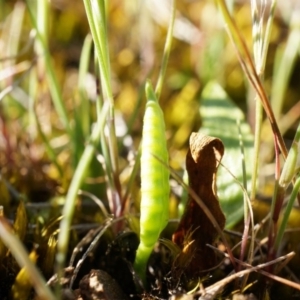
(269, 119), (300, 253)
(122, 146), (141, 212)
(273, 120), (300, 251)
(216, 0), (287, 159)
(250, 0), (276, 202)
(26, 0), (72, 135)
(250, 97), (262, 202)
(272, 9), (300, 119)
(246, 94), (262, 277)
(82, 0), (111, 100)
(155, 0), (176, 100)
(78, 34), (93, 138)
(72, 34), (94, 166)
(93, 0), (119, 182)
(26, 0), (73, 177)
(275, 177), (300, 250)
(83, 0), (121, 206)
(260, 0), (276, 72)
(267, 133), (282, 261)
(237, 119), (252, 271)
(55, 102), (109, 288)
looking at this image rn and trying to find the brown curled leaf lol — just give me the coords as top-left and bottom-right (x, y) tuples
(172, 133), (226, 280)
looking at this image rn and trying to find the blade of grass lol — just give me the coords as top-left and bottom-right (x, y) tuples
(83, 0), (111, 99)
(83, 0), (121, 207)
(268, 116), (300, 260)
(55, 102), (110, 288)
(78, 34), (93, 137)
(237, 119), (255, 276)
(243, 0), (276, 287)
(72, 34), (94, 166)
(275, 120), (300, 249)
(216, 0), (287, 159)
(275, 176), (300, 251)
(267, 134), (282, 262)
(250, 0), (276, 202)
(155, 0), (176, 100)
(0, 216), (56, 300)
(271, 9), (300, 119)
(122, 146), (141, 213)
(26, 0), (72, 136)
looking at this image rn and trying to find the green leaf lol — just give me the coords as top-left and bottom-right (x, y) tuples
(199, 81), (254, 227)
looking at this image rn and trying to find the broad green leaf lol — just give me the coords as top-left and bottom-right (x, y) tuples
(199, 81), (254, 227)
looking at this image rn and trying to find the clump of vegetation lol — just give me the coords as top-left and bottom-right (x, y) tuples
(0, 0), (300, 299)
